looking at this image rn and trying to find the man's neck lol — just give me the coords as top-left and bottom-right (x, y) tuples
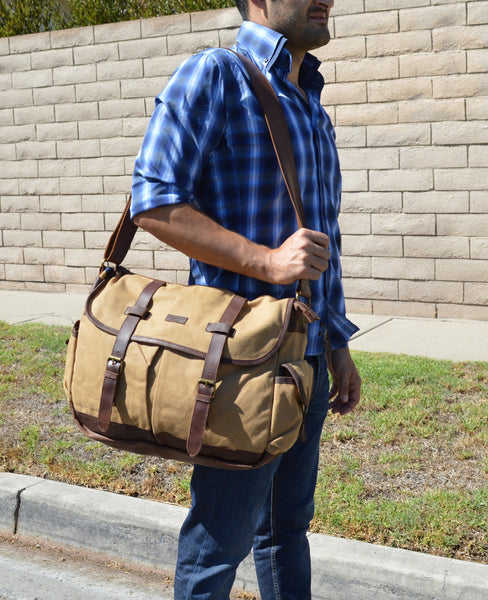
(286, 44), (307, 95)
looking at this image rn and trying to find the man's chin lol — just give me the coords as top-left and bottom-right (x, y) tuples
(309, 30), (331, 50)
(310, 22), (331, 47)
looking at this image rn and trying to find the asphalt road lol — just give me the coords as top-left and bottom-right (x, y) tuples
(0, 535), (174, 600)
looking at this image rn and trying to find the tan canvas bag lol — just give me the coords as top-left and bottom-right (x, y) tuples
(64, 53), (319, 470)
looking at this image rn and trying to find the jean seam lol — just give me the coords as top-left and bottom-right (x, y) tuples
(269, 474), (282, 600)
(185, 481), (217, 600)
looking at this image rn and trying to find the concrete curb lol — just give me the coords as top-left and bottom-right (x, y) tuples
(1, 473), (487, 599)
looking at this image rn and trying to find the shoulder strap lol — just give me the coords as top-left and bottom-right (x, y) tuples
(231, 51), (307, 230)
(104, 198), (137, 267)
(104, 51), (310, 299)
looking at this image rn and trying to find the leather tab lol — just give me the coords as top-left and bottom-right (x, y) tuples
(294, 300), (319, 324)
(125, 304), (151, 319)
(206, 322), (235, 336)
(297, 279), (312, 302)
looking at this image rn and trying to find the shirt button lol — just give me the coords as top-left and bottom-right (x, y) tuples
(263, 58), (269, 64)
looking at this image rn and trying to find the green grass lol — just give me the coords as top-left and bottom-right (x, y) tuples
(314, 351), (488, 562)
(0, 320), (68, 402)
(19, 425), (41, 453)
(1, 0), (235, 38)
(1, 320), (487, 563)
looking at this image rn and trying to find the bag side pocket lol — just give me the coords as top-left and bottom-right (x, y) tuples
(267, 359), (314, 456)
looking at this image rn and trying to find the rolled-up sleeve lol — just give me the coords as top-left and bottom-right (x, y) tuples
(325, 225), (359, 350)
(131, 53), (227, 219)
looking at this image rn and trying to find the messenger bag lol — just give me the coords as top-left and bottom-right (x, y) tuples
(64, 52), (319, 470)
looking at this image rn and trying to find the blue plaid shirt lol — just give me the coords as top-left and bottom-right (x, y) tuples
(131, 21), (358, 353)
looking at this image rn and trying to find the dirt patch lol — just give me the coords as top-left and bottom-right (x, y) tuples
(4, 391), (486, 507)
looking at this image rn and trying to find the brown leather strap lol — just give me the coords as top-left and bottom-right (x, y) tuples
(98, 279), (164, 432)
(104, 197), (138, 266)
(186, 294), (247, 457)
(232, 52), (307, 230)
(232, 52), (311, 300)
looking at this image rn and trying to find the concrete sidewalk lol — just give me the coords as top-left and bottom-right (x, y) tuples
(0, 289), (487, 362)
(348, 313), (488, 362)
(0, 528), (174, 600)
(1, 290), (488, 599)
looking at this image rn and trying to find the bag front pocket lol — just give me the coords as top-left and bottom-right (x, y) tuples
(70, 316), (159, 434)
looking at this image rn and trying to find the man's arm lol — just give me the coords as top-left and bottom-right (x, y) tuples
(134, 202), (331, 286)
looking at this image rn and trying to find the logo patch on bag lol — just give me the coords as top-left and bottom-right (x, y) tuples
(165, 314), (188, 325)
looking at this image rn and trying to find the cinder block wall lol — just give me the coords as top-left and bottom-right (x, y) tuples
(0, 3), (487, 320)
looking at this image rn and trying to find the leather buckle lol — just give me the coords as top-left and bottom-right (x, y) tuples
(199, 378), (215, 388)
(107, 355), (124, 373)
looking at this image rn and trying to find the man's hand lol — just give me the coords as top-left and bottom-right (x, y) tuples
(266, 228), (330, 285)
(327, 347), (361, 416)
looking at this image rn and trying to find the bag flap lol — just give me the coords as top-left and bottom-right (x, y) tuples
(86, 272), (299, 363)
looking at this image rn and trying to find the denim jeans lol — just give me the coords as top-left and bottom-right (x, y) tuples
(174, 354), (330, 600)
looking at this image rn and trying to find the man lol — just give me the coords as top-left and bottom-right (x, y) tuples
(131, 1), (361, 598)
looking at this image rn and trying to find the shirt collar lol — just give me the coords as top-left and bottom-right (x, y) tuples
(235, 21), (324, 94)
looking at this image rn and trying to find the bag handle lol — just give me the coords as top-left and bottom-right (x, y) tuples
(104, 51), (310, 298)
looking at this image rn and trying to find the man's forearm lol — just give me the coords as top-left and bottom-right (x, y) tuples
(133, 203), (331, 286)
(134, 203), (273, 280)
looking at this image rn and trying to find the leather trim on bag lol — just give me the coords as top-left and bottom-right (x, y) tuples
(72, 405), (277, 470)
(74, 409), (156, 442)
(281, 362), (308, 409)
(274, 376), (294, 385)
(165, 315), (188, 324)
